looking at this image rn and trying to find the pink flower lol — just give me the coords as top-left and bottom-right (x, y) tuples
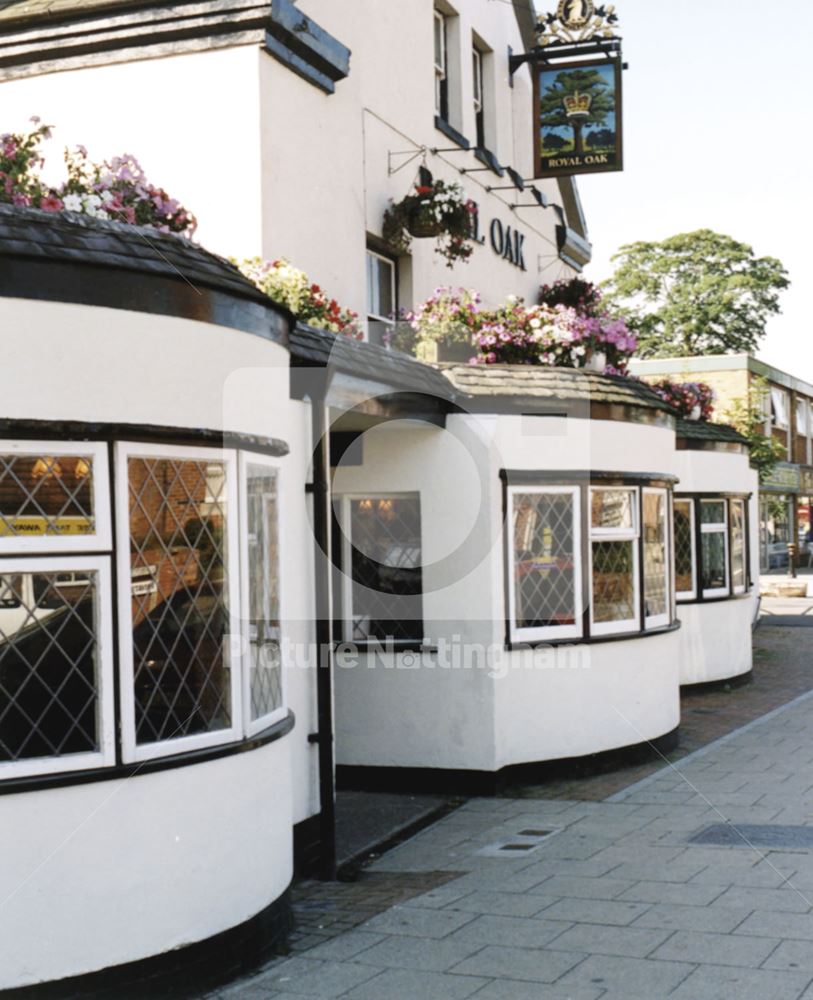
(39, 195), (64, 212)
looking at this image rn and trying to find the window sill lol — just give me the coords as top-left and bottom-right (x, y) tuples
(507, 620), (681, 651)
(434, 116), (470, 150)
(0, 711), (295, 797)
(474, 146), (504, 177)
(337, 640), (436, 654)
(677, 589), (754, 607)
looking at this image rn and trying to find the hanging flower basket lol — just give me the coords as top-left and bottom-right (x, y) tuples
(383, 179), (477, 267)
(407, 205), (445, 239)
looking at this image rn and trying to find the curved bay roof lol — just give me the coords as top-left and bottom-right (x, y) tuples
(442, 364), (676, 415)
(676, 418), (748, 445)
(0, 204), (273, 304)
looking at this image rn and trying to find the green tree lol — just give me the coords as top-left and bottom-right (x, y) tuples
(539, 68), (614, 157)
(602, 230), (789, 358)
(723, 377), (785, 484)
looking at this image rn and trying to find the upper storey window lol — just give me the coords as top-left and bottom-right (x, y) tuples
(434, 10), (449, 120)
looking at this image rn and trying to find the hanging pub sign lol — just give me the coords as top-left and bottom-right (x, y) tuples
(534, 56), (623, 179)
(509, 2), (624, 180)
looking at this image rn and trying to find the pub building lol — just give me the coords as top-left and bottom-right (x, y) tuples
(0, 0), (761, 994)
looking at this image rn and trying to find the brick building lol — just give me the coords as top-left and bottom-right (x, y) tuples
(631, 354), (813, 573)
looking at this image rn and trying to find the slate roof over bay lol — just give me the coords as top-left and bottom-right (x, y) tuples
(290, 324), (458, 401)
(0, 204), (275, 306)
(442, 364), (676, 414)
(676, 418), (748, 444)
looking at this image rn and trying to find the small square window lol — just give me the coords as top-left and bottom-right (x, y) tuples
(0, 442), (111, 553)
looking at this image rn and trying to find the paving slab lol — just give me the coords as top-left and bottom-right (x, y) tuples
(670, 963), (813, 1000)
(449, 943), (586, 983)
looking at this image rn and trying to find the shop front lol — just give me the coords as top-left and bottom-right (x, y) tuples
(759, 462), (801, 572)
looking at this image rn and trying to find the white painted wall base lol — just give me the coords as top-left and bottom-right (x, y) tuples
(676, 600), (755, 687)
(0, 739), (293, 990)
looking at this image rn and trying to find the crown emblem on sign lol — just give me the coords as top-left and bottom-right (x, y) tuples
(563, 91), (592, 117)
(537, 2), (620, 46)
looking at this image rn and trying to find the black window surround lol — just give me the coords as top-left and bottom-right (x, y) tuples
(501, 470), (679, 650)
(0, 423), (294, 791)
(674, 492), (754, 605)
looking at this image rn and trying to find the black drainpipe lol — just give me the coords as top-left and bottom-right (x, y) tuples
(310, 372), (337, 881)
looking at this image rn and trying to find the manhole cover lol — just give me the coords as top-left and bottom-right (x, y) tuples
(690, 824), (813, 849)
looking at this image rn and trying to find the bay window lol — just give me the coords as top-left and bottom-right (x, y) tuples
(509, 487), (582, 643)
(590, 487), (639, 636)
(673, 495), (751, 603)
(0, 433), (287, 782)
(700, 500), (728, 597)
(674, 499), (697, 600)
(0, 441), (115, 779)
(506, 476), (675, 645)
(643, 489), (670, 628)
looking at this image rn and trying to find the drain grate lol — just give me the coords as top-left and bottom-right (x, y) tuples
(476, 829), (558, 859)
(690, 824), (813, 849)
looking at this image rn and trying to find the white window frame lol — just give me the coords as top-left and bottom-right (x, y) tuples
(0, 440), (111, 554)
(674, 497), (697, 602)
(434, 9), (447, 116)
(700, 498), (729, 599)
(366, 249), (397, 342)
(730, 498), (747, 596)
(589, 486), (640, 637)
(339, 493), (423, 644)
(771, 387), (790, 430)
(115, 442), (243, 764)
(472, 45), (483, 116)
(643, 487), (671, 630)
(507, 485), (583, 644)
(797, 397), (812, 466)
(239, 452), (287, 736)
(0, 555), (115, 780)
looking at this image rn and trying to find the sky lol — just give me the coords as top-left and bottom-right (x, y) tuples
(573, 0), (812, 377)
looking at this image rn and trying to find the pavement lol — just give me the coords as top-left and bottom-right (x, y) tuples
(207, 599), (813, 1000)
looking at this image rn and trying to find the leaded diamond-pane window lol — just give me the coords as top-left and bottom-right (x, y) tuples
(245, 461), (282, 723)
(512, 489), (580, 637)
(643, 490), (668, 623)
(674, 499), (695, 597)
(701, 499), (728, 595)
(591, 489), (634, 531)
(592, 540), (636, 625)
(127, 455), (232, 745)
(0, 447), (109, 553)
(0, 569), (101, 762)
(590, 487), (639, 632)
(731, 500), (746, 593)
(347, 496), (423, 642)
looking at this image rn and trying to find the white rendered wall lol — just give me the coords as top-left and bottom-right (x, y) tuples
(676, 601), (753, 687)
(673, 446), (759, 684)
(493, 633), (681, 768)
(0, 739), (292, 990)
(279, 0), (572, 321)
(332, 411), (681, 772)
(0, 298), (319, 826)
(0, 47), (264, 261)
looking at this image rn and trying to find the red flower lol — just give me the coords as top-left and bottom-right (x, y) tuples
(39, 195), (64, 212)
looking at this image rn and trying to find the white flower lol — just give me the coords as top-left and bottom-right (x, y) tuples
(63, 194), (82, 212)
(529, 318), (541, 329)
(84, 194), (102, 210)
(100, 190), (114, 204)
